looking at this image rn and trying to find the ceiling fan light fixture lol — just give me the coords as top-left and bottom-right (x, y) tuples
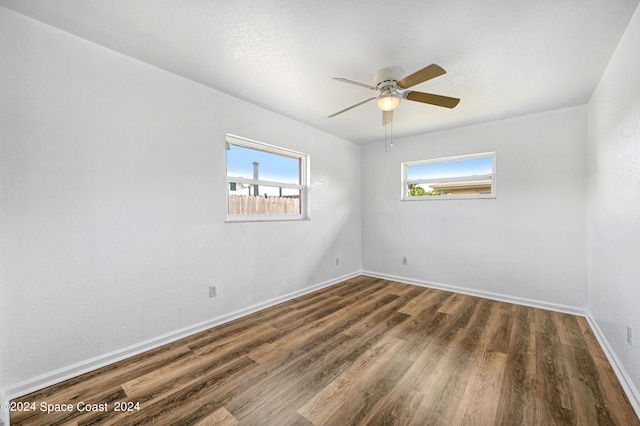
(376, 91), (401, 111)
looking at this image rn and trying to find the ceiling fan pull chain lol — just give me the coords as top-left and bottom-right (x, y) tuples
(385, 121), (388, 152)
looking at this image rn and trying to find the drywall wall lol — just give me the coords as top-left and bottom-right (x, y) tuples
(588, 2), (640, 402)
(361, 106), (588, 309)
(0, 6), (361, 397)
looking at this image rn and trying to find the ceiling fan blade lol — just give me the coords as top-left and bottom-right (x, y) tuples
(396, 64), (446, 89)
(332, 78), (378, 91)
(382, 110), (393, 126)
(405, 91), (460, 108)
(328, 97), (377, 117)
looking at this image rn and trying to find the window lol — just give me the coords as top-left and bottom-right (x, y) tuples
(402, 152), (495, 200)
(226, 134), (309, 221)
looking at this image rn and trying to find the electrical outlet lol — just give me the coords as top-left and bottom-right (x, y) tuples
(402, 256), (408, 266)
(209, 285), (218, 298)
(627, 326), (633, 345)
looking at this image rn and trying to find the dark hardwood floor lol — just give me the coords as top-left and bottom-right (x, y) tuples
(10, 275), (640, 425)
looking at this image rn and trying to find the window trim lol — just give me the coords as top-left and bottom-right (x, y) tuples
(225, 134), (310, 222)
(401, 152), (496, 201)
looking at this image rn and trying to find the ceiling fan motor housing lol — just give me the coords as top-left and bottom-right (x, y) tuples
(374, 66), (404, 90)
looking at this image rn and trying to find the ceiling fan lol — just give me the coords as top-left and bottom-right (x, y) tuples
(328, 64), (460, 125)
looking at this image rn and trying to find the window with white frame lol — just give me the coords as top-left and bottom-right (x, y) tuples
(402, 152), (496, 200)
(226, 134), (309, 221)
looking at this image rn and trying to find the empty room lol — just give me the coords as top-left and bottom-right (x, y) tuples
(1, 1), (639, 425)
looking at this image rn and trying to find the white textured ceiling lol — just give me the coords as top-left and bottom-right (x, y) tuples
(1, 0), (638, 144)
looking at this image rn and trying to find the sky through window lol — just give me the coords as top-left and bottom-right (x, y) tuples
(227, 144), (299, 184)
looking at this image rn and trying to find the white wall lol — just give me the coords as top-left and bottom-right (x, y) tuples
(361, 106), (588, 309)
(588, 2), (640, 401)
(0, 6), (361, 401)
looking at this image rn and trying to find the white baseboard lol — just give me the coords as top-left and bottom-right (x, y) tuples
(0, 388), (8, 426)
(3, 272), (360, 402)
(585, 314), (640, 418)
(362, 270), (587, 316)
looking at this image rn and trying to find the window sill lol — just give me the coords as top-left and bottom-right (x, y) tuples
(225, 215), (310, 223)
(402, 194), (496, 201)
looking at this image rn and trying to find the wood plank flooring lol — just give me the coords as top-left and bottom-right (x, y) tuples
(10, 276), (640, 425)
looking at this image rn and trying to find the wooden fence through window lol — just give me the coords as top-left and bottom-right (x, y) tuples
(228, 194), (300, 215)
